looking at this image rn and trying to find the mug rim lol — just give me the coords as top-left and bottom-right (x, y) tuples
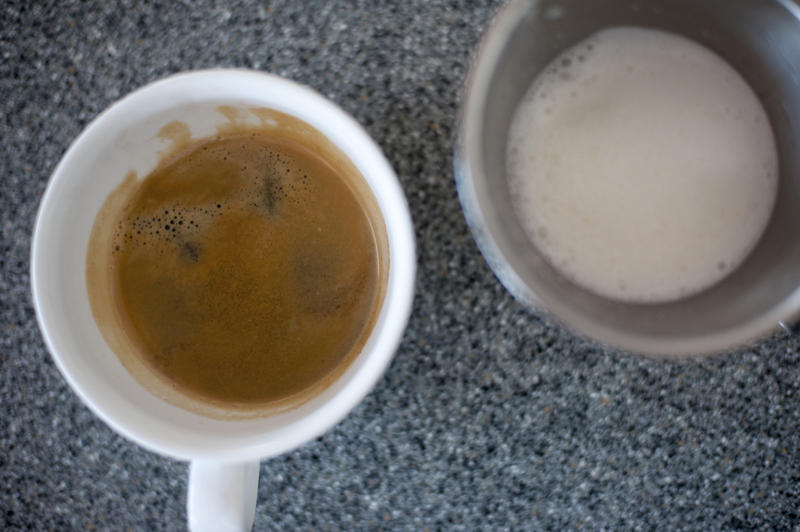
(31, 69), (417, 461)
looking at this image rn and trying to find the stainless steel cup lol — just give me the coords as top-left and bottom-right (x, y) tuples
(455, 0), (800, 356)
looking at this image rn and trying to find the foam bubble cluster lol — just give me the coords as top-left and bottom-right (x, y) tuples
(111, 136), (313, 259)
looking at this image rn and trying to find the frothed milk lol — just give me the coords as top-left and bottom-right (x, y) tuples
(507, 27), (778, 303)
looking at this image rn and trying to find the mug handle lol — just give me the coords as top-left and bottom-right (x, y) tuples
(187, 460), (260, 532)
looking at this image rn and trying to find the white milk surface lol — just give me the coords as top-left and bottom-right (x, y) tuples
(507, 27), (778, 303)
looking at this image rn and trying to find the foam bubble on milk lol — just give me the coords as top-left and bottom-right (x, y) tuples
(507, 27), (778, 303)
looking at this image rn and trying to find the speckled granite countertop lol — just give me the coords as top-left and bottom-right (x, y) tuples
(2, 1), (799, 530)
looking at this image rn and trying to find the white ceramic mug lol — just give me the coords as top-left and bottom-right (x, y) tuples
(30, 69), (416, 531)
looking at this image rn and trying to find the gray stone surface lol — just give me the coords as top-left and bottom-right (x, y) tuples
(2, 0), (799, 530)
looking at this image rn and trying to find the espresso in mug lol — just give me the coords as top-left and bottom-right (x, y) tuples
(507, 27), (778, 303)
(87, 109), (387, 416)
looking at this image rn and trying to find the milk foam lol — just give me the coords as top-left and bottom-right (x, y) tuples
(507, 27), (778, 303)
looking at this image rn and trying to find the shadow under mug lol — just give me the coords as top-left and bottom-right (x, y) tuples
(455, 0), (800, 357)
(31, 70), (416, 531)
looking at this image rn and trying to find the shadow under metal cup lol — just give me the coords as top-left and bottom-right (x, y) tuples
(455, 0), (800, 356)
